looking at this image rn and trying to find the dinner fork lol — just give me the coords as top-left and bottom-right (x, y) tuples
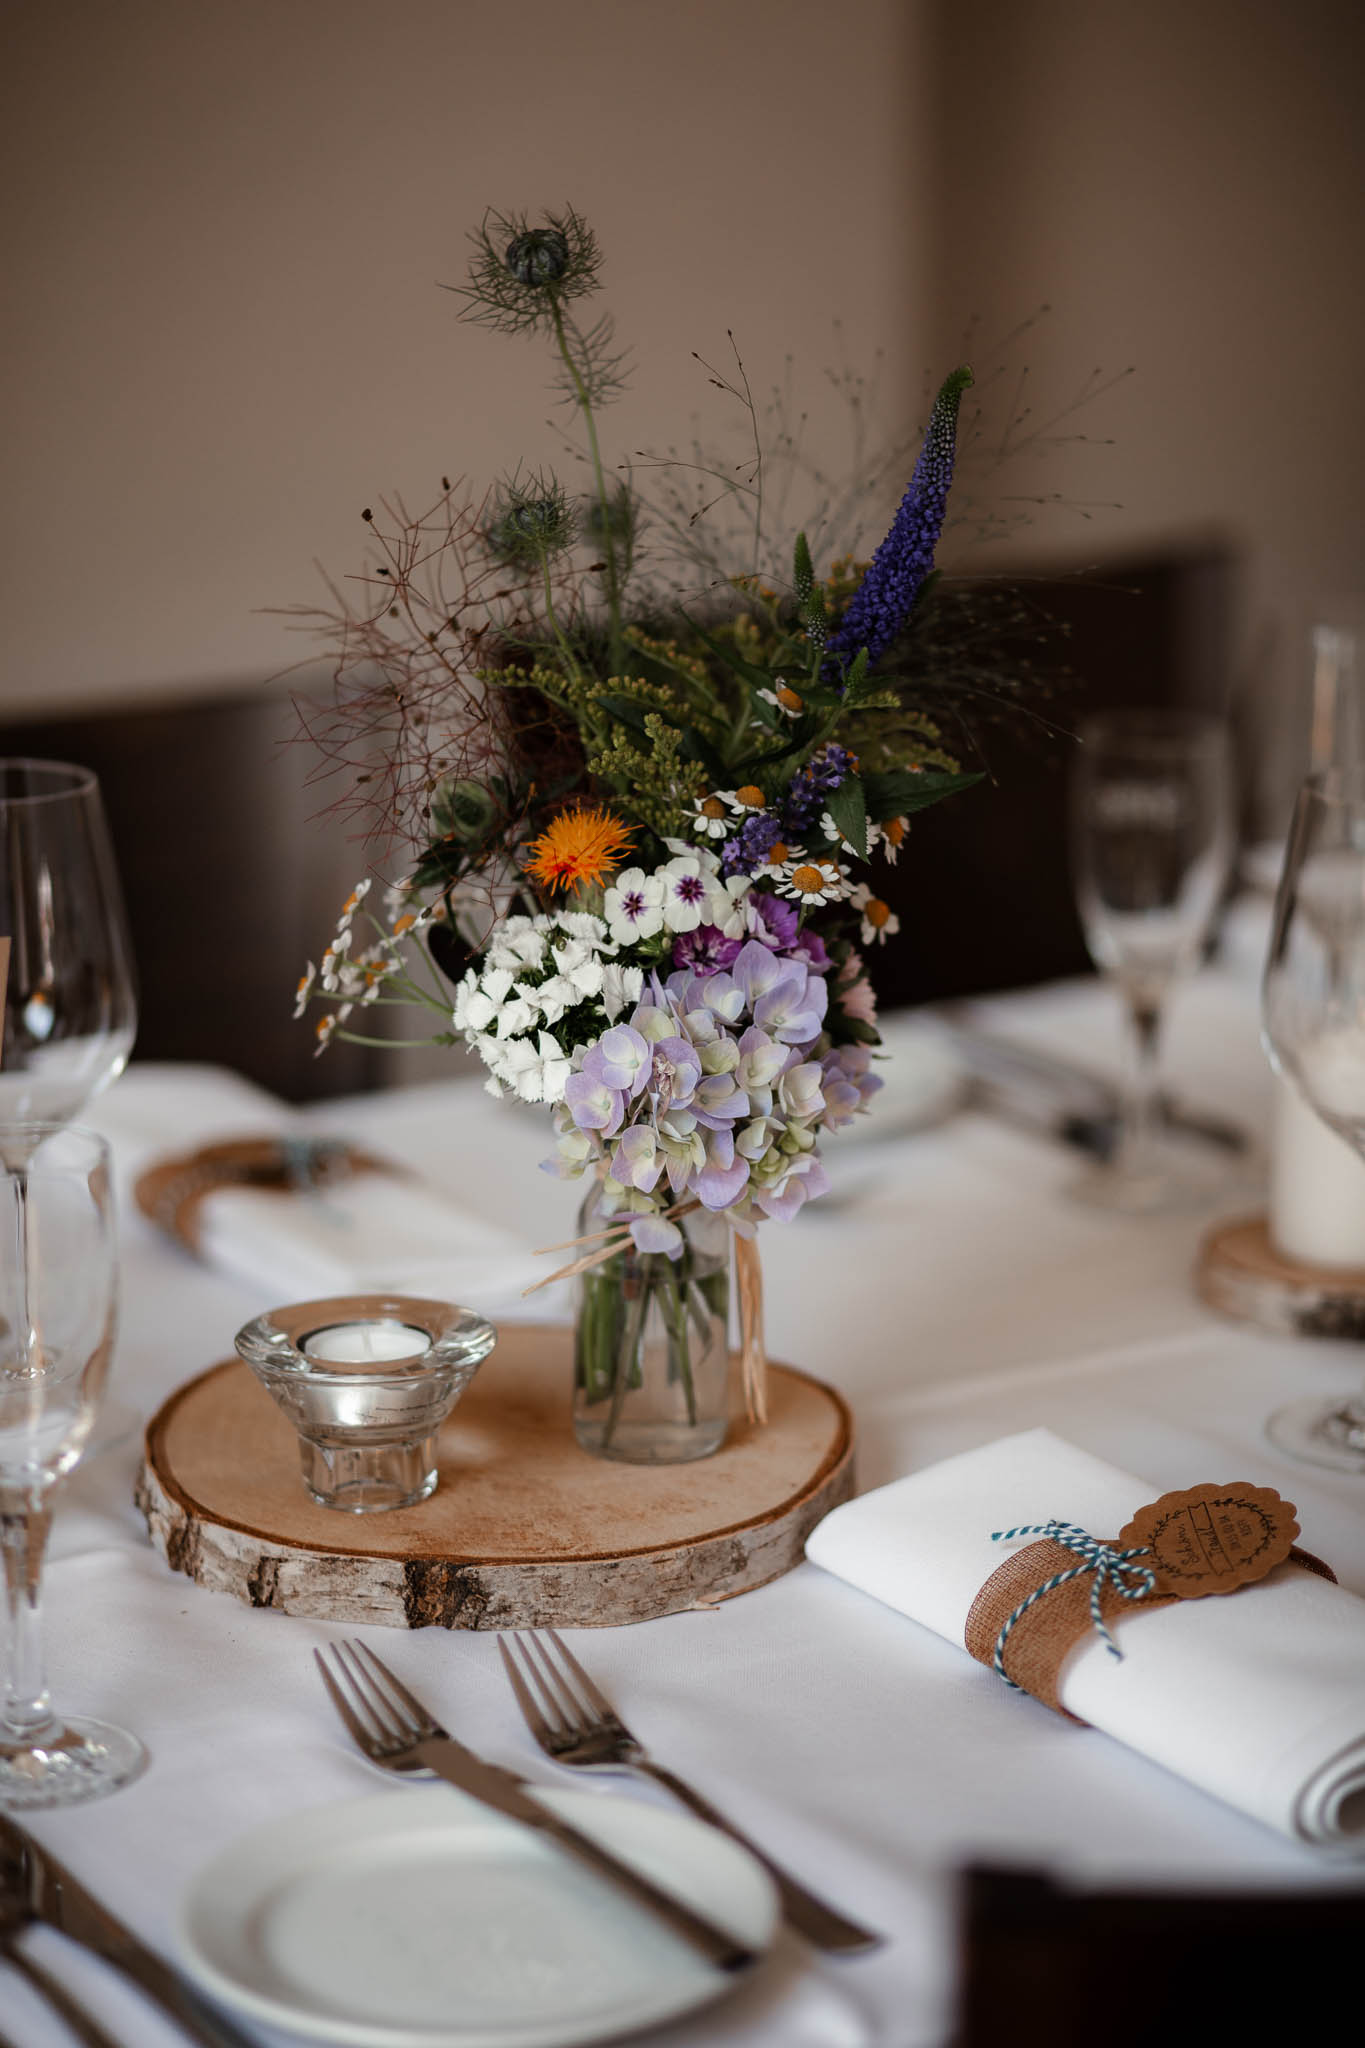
(498, 1629), (883, 1955)
(314, 1640), (758, 1973)
(0, 1893), (124, 2048)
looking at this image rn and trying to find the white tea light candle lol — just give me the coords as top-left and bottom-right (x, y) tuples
(1270, 1070), (1365, 1269)
(235, 1295), (495, 1511)
(301, 1321), (431, 1366)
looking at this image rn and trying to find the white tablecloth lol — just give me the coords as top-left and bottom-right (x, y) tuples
(19, 941), (1365, 2048)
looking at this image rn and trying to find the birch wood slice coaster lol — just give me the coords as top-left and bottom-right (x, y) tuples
(1196, 1211), (1365, 1339)
(136, 1323), (854, 1630)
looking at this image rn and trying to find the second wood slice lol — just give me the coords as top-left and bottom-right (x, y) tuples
(1196, 1211), (1365, 1339)
(136, 1323), (855, 1630)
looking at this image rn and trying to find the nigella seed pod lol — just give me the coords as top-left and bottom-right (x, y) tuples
(504, 228), (570, 287)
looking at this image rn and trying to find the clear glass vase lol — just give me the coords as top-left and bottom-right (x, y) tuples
(573, 1191), (731, 1464)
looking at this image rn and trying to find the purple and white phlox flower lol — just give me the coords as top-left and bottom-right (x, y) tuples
(659, 857), (713, 934)
(672, 924), (741, 976)
(603, 867), (664, 946)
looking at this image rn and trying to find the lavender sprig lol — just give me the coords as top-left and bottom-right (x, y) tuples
(823, 366), (973, 676)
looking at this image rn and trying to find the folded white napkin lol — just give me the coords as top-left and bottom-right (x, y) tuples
(805, 1427), (1365, 1847)
(194, 1169), (545, 1317)
(92, 1065), (550, 1317)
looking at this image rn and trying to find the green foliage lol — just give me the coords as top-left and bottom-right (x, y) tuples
(587, 711), (703, 836)
(863, 767), (984, 819)
(824, 776), (868, 859)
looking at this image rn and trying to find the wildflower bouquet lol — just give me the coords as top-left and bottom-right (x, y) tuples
(293, 207), (989, 1460)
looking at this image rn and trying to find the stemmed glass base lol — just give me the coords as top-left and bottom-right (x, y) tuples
(1266, 1394), (1365, 1474)
(0, 1715), (146, 1810)
(1067, 1130), (1249, 1216)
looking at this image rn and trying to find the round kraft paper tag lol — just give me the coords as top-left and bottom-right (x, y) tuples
(1117, 1483), (1300, 1598)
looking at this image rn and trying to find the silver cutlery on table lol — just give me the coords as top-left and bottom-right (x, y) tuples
(314, 1639), (759, 1974)
(935, 1018), (1251, 1162)
(498, 1629), (883, 1956)
(0, 1892), (125, 2048)
(0, 1812), (259, 2048)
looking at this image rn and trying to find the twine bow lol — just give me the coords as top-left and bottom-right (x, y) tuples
(989, 1519), (1157, 1687)
(525, 1201), (768, 1424)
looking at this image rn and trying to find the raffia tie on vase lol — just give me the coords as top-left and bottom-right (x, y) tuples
(526, 1204), (769, 1425)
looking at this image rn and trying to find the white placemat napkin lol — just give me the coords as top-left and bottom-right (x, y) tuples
(805, 1426), (1365, 1848)
(194, 1169), (543, 1315)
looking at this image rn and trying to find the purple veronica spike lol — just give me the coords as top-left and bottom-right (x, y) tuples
(823, 366), (972, 675)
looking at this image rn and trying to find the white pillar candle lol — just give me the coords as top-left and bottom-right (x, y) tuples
(301, 1321), (431, 1366)
(1269, 1070), (1365, 1268)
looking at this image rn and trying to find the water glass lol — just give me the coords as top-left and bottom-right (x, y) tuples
(1262, 767), (1365, 1470)
(0, 1124), (145, 1806)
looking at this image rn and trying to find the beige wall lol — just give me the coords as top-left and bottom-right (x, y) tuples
(1, 0), (930, 717)
(6, 0), (1362, 820)
(927, 0), (1365, 831)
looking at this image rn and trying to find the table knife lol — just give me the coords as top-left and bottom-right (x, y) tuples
(935, 1020), (1251, 1159)
(0, 1814), (259, 2048)
(407, 1735), (759, 1972)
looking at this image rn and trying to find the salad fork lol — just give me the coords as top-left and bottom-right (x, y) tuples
(498, 1629), (882, 1954)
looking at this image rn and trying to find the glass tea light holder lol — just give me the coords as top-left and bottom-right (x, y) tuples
(234, 1295), (496, 1512)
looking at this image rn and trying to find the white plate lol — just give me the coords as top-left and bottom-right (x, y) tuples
(854, 1015), (968, 1141)
(179, 1784), (779, 2048)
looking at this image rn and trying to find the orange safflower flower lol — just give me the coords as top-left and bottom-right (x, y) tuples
(523, 806), (635, 894)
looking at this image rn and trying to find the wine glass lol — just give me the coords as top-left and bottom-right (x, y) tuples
(0, 1123), (145, 1805)
(1262, 766), (1365, 1470)
(0, 759), (137, 1128)
(1069, 710), (1235, 1211)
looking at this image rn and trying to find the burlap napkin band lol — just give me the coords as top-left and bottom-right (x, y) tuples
(134, 1137), (390, 1255)
(964, 1534), (1338, 1722)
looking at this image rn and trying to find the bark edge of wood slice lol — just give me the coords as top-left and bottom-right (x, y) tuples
(135, 1322), (855, 1630)
(1196, 1211), (1365, 1339)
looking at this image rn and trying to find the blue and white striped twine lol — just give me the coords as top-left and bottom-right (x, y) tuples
(989, 1520), (1157, 1688)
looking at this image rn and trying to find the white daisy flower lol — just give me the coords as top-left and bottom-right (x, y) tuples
(293, 963), (316, 1019)
(687, 793), (732, 841)
(878, 815), (909, 866)
(850, 881), (900, 946)
(775, 857), (851, 906)
(722, 784), (769, 816)
(336, 878), (372, 930)
(756, 679), (804, 719)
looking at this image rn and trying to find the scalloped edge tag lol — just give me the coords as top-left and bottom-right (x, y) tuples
(1118, 1482), (1300, 1598)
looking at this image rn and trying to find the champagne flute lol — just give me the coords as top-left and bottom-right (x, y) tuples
(0, 1123), (145, 1805)
(1069, 710), (1234, 1210)
(1262, 767), (1365, 1469)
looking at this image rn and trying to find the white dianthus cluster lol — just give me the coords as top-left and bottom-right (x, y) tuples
(452, 912), (645, 1103)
